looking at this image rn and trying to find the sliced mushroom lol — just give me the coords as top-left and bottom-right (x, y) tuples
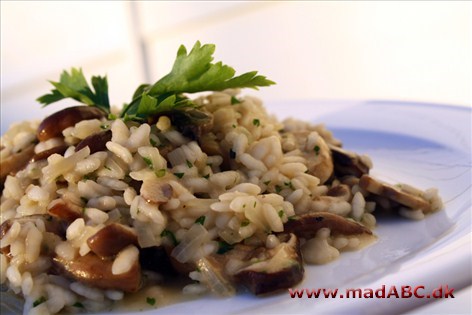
(330, 145), (370, 178)
(139, 246), (177, 276)
(359, 174), (432, 213)
(37, 106), (107, 142)
(140, 178), (173, 204)
(53, 253), (141, 292)
(47, 199), (83, 223)
(283, 212), (372, 239)
(232, 233), (304, 295)
(0, 214), (66, 240)
(163, 108), (214, 141)
(31, 144), (69, 162)
(75, 130), (112, 154)
(0, 143), (36, 181)
(87, 223), (138, 258)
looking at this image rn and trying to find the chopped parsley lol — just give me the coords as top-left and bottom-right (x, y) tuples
(146, 297), (156, 306)
(314, 145), (320, 155)
(33, 296), (47, 307)
(195, 216), (206, 225)
(217, 241), (234, 254)
(202, 174), (210, 179)
(142, 157), (154, 169)
(231, 96), (241, 105)
(174, 172), (185, 179)
(252, 118), (260, 126)
(241, 219), (250, 227)
(72, 302), (84, 308)
(186, 160), (193, 168)
(278, 210), (284, 218)
(155, 168), (166, 177)
(275, 185), (282, 193)
(160, 229), (178, 246)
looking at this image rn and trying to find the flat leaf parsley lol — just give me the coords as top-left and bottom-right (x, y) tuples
(37, 41), (275, 123)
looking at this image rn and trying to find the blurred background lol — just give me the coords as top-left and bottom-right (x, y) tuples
(1, 0), (470, 133)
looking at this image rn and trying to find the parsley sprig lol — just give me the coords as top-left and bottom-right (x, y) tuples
(37, 68), (110, 112)
(37, 41), (275, 122)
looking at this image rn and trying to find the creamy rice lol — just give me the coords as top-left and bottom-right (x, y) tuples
(0, 90), (443, 314)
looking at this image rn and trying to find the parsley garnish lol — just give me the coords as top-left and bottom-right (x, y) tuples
(174, 172), (184, 179)
(186, 160), (193, 168)
(231, 96), (241, 105)
(314, 145), (320, 155)
(217, 241), (234, 254)
(142, 157), (154, 169)
(146, 297), (156, 306)
(195, 216), (206, 225)
(156, 169), (166, 177)
(160, 229), (178, 246)
(37, 41), (275, 123)
(73, 302), (84, 308)
(33, 296), (47, 307)
(241, 219), (250, 227)
(253, 118), (260, 126)
(278, 210), (284, 218)
(37, 68), (110, 112)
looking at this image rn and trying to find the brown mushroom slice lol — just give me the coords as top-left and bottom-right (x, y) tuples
(329, 145), (370, 178)
(233, 233), (304, 295)
(75, 130), (112, 154)
(53, 253), (141, 292)
(140, 178), (173, 204)
(139, 246), (178, 276)
(31, 144), (69, 162)
(0, 214), (66, 240)
(47, 199), (83, 223)
(359, 174), (432, 213)
(37, 106), (107, 142)
(283, 212), (372, 239)
(87, 223), (138, 258)
(0, 143), (36, 181)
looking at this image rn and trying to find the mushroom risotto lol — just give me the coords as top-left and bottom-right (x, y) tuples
(0, 42), (443, 314)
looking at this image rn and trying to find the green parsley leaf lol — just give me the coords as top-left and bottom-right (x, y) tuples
(160, 229), (178, 246)
(146, 297), (156, 306)
(37, 68), (110, 112)
(186, 160), (193, 168)
(73, 302), (84, 308)
(174, 172), (185, 179)
(33, 296), (47, 307)
(155, 169), (166, 177)
(195, 216), (206, 225)
(217, 241), (234, 254)
(241, 219), (250, 227)
(314, 145), (320, 155)
(253, 118), (260, 126)
(231, 96), (241, 105)
(278, 210), (284, 218)
(142, 157), (154, 169)
(148, 41), (275, 95)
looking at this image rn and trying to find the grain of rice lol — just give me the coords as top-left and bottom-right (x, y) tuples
(351, 192), (366, 221)
(112, 245), (139, 275)
(106, 141), (133, 164)
(66, 219), (85, 241)
(105, 290), (124, 301)
(70, 282), (104, 302)
(25, 226), (42, 263)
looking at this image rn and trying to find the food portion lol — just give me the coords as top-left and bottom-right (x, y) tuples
(0, 42), (443, 314)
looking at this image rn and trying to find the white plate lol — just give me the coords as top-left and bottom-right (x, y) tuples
(2, 100), (471, 314)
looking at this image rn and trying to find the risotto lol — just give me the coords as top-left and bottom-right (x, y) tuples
(0, 42), (442, 314)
